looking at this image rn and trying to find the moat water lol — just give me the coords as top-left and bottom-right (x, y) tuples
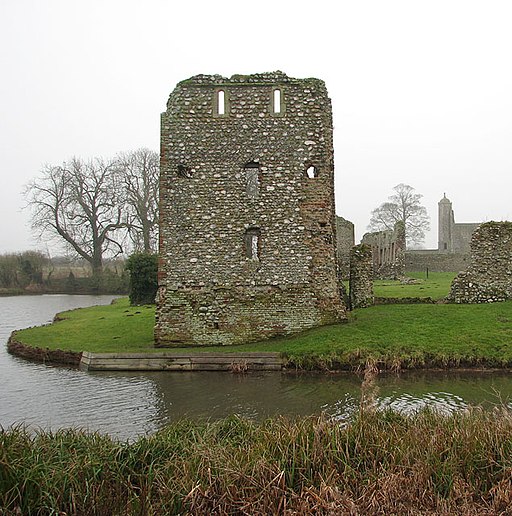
(1, 295), (512, 441)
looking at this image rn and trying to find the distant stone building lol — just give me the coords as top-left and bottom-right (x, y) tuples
(448, 222), (512, 303)
(438, 194), (480, 254)
(155, 72), (347, 347)
(361, 221), (405, 279)
(336, 216), (354, 280)
(406, 194), (480, 272)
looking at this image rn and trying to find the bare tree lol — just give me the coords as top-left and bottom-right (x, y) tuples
(24, 157), (128, 275)
(367, 183), (430, 246)
(117, 148), (159, 253)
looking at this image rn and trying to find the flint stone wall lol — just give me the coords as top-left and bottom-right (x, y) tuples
(405, 250), (469, 273)
(336, 216), (355, 280)
(448, 222), (512, 303)
(155, 72), (346, 347)
(361, 221), (405, 280)
(349, 244), (374, 309)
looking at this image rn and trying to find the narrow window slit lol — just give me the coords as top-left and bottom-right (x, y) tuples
(244, 161), (260, 198)
(244, 228), (261, 260)
(273, 89), (281, 114)
(217, 90), (225, 115)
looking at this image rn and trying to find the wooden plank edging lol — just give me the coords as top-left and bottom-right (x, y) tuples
(80, 351), (284, 372)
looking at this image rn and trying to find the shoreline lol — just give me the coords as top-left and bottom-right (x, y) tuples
(8, 331), (512, 373)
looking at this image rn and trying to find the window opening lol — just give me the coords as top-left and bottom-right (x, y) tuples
(244, 228), (261, 260)
(177, 164), (193, 178)
(244, 161), (260, 198)
(306, 166), (317, 179)
(273, 89), (281, 114)
(217, 90), (225, 115)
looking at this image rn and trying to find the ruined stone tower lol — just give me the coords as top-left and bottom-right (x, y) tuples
(438, 194), (479, 254)
(438, 194), (454, 252)
(155, 72), (346, 347)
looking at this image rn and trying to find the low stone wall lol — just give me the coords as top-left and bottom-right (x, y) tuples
(7, 333), (82, 366)
(405, 250), (469, 273)
(448, 222), (512, 303)
(374, 297), (435, 305)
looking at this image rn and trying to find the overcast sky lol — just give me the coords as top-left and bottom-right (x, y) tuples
(1, 0), (511, 254)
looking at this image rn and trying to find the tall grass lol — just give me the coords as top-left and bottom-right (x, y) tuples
(2, 407), (512, 514)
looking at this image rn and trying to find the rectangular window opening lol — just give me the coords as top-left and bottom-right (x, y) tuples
(217, 90), (225, 116)
(273, 89), (281, 114)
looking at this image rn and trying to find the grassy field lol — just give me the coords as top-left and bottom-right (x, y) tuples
(13, 287), (512, 369)
(2, 409), (512, 514)
(373, 271), (457, 299)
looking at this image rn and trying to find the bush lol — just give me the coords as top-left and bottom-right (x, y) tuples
(125, 253), (158, 305)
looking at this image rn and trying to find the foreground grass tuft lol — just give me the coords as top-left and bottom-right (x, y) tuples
(2, 410), (512, 514)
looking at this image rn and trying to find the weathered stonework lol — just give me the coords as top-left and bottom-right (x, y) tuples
(438, 194), (479, 254)
(448, 222), (512, 303)
(405, 250), (469, 273)
(336, 216), (355, 280)
(349, 244), (374, 309)
(405, 194), (479, 273)
(155, 72), (346, 347)
(361, 221), (405, 280)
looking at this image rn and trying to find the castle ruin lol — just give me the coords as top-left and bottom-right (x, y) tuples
(361, 221), (406, 279)
(155, 72), (347, 347)
(448, 222), (512, 303)
(406, 194), (479, 272)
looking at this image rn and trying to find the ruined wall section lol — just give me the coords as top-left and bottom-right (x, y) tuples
(156, 72), (346, 346)
(448, 222), (512, 303)
(361, 221), (405, 279)
(349, 244), (374, 309)
(405, 250), (469, 273)
(336, 216), (354, 280)
(452, 223), (480, 254)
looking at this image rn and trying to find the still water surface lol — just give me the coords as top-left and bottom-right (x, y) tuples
(1, 295), (512, 440)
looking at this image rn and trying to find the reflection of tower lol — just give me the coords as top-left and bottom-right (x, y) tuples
(438, 194), (454, 252)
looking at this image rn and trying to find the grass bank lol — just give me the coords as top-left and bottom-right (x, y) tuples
(2, 410), (512, 514)
(12, 297), (512, 370)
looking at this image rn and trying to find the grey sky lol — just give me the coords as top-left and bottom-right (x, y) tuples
(1, 0), (511, 254)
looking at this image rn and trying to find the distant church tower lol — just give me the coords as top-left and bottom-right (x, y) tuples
(438, 194), (454, 252)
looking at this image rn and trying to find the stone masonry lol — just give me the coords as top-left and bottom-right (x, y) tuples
(349, 244), (374, 309)
(438, 194), (479, 254)
(336, 216), (355, 280)
(155, 72), (347, 347)
(361, 221), (405, 280)
(448, 222), (512, 303)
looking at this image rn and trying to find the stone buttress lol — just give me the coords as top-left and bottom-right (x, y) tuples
(155, 72), (346, 346)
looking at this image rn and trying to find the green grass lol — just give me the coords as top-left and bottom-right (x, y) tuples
(2, 410), (512, 514)
(14, 298), (156, 353)
(373, 271), (457, 299)
(13, 295), (512, 370)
